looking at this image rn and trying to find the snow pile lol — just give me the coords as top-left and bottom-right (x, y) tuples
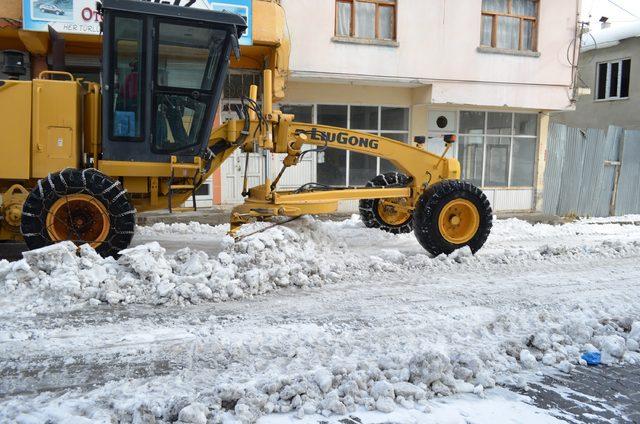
(2, 216), (640, 423)
(3, 216), (640, 313)
(136, 220), (228, 236)
(5, 316), (640, 423)
(0, 218), (396, 312)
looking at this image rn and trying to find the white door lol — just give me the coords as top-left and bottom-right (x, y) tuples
(272, 104), (316, 191)
(221, 149), (265, 204)
(182, 177), (214, 208)
(270, 148), (316, 190)
(220, 102), (265, 204)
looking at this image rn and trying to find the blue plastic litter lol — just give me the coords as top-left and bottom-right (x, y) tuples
(581, 351), (601, 366)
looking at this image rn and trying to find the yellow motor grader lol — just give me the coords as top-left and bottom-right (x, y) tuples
(0, 0), (492, 258)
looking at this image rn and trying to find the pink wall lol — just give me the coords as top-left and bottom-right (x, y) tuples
(282, 0), (579, 111)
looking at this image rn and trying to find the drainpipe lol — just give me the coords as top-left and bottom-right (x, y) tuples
(570, 0), (584, 103)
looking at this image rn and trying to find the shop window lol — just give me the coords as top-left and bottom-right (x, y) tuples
(221, 71), (261, 121)
(280, 105), (313, 124)
(381, 107), (409, 130)
(349, 106), (378, 185)
(351, 105), (378, 130)
(458, 135), (484, 187)
(487, 112), (512, 135)
(481, 0), (538, 51)
(458, 111), (537, 187)
(315, 105), (409, 186)
(596, 59), (631, 100)
(317, 105), (348, 186)
(379, 132), (408, 174)
(224, 71), (261, 100)
(511, 137), (537, 186)
(484, 136), (510, 187)
(112, 16), (144, 140)
(335, 0), (396, 40)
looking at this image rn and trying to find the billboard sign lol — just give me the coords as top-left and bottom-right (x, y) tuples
(22, 0), (253, 45)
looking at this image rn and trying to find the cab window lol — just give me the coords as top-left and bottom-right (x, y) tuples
(111, 16), (144, 140)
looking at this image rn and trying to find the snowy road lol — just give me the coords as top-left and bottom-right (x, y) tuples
(1, 217), (640, 423)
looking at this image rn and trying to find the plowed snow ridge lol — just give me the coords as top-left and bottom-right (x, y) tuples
(1, 216), (639, 423)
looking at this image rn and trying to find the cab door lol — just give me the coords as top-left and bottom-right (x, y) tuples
(99, 0), (246, 163)
(151, 20), (228, 157)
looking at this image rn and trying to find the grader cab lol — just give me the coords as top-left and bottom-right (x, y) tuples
(0, 0), (492, 258)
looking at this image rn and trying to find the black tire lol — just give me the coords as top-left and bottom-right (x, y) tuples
(21, 168), (136, 257)
(359, 172), (413, 234)
(413, 180), (492, 256)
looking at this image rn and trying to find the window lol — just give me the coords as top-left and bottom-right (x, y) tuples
(458, 111), (538, 187)
(317, 105), (348, 186)
(221, 71), (261, 121)
(481, 0), (538, 51)
(596, 59), (631, 100)
(152, 21), (226, 153)
(112, 17), (144, 140)
(280, 105), (313, 124)
(224, 71), (261, 101)
(310, 105), (409, 186)
(156, 22), (224, 91)
(335, 0), (396, 40)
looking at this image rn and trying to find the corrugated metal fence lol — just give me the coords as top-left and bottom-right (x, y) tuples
(544, 123), (640, 216)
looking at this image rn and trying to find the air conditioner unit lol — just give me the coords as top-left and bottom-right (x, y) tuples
(428, 110), (457, 133)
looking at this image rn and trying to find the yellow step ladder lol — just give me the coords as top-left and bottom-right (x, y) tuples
(168, 156), (202, 213)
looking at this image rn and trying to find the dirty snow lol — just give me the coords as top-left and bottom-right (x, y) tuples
(1, 215), (640, 423)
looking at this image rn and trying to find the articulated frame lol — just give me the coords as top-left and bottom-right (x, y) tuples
(216, 121), (461, 232)
(202, 70), (462, 233)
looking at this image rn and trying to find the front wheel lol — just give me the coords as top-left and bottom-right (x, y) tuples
(21, 169), (136, 257)
(413, 180), (492, 256)
(359, 172), (413, 234)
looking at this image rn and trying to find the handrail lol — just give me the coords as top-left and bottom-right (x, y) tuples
(37, 70), (75, 81)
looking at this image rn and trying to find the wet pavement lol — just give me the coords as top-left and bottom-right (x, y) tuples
(516, 365), (640, 423)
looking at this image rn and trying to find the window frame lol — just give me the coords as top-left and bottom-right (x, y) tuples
(282, 103), (410, 186)
(150, 18), (232, 155)
(335, 0), (397, 41)
(456, 111), (539, 189)
(595, 58), (631, 101)
(480, 0), (539, 52)
(108, 14), (147, 143)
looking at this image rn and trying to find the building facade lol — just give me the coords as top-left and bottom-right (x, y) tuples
(259, 0), (580, 212)
(553, 22), (639, 131)
(1, 0), (581, 212)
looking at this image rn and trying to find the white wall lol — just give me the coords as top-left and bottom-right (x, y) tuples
(281, 0), (579, 111)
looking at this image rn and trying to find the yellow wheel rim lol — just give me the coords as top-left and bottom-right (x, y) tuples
(377, 198), (411, 226)
(438, 198), (480, 244)
(46, 194), (110, 248)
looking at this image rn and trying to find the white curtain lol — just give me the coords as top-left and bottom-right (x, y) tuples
(522, 20), (533, 50)
(497, 16), (519, 49)
(378, 5), (394, 39)
(481, 15), (492, 45)
(482, 0), (508, 13)
(512, 0), (536, 17)
(355, 1), (375, 38)
(336, 2), (351, 37)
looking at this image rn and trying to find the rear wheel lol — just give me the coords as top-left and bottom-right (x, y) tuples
(21, 169), (136, 257)
(413, 180), (492, 256)
(359, 172), (413, 234)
